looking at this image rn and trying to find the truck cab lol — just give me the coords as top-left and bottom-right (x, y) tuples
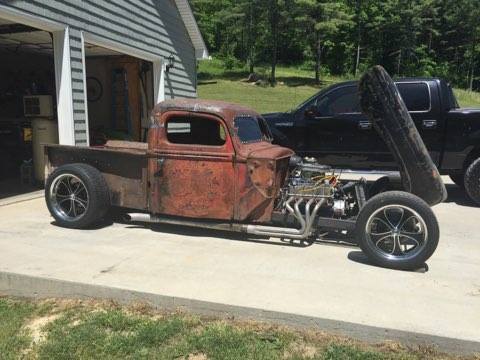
(265, 79), (455, 169)
(147, 100), (293, 222)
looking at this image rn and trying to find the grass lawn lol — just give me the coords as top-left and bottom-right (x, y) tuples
(0, 297), (473, 359)
(197, 59), (480, 113)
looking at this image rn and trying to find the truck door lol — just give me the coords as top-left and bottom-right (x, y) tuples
(148, 112), (235, 220)
(304, 85), (389, 168)
(396, 82), (444, 166)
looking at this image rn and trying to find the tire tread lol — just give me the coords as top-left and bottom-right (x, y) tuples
(464, 158), (480, 205)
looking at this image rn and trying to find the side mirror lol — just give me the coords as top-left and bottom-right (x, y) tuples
(304, 106), (316, 118)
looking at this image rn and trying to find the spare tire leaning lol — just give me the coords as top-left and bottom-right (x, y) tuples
(45, 163), (110, 229)
(359, 66), (447, 206)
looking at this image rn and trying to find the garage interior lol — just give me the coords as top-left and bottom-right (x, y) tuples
(84, 42), (154, 146)
(0, 19), (154, 200)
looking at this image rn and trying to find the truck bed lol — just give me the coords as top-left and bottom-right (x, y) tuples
(45, 141), (148, 210)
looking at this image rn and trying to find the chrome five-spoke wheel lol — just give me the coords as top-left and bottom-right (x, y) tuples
(49, 174), (89, 222)
(366, 205), (427, 260)
(356, 191), (439, 270)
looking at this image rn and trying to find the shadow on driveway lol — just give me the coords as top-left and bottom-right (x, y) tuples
(444, 184), (477, 207)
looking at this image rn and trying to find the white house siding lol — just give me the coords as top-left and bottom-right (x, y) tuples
(0, 0), (197, 145)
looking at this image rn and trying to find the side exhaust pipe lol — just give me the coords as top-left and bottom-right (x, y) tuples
(124, 213), (247, 233)
(246, 198), (326, 240)
(124, 197), (327, 241)
(124, 213), (151, 223)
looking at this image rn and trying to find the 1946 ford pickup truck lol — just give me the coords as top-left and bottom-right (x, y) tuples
(43, 67), (447, 270)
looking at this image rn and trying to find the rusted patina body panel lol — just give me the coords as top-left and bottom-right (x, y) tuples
(45, 143), (148, 210)
(234, 144), (292, 222)
(147, 110), (236, 220)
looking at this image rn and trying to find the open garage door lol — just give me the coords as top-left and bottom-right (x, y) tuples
(0, 19), (56, 199)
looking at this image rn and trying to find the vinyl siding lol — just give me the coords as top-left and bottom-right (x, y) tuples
(0, 0), (197, 145)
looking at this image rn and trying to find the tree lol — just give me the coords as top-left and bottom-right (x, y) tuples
(295, 0), (352, 83)
(269, 0), (279, 85)
(190, 0), (480, 90)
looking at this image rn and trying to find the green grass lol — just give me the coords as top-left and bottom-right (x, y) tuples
(0, 297), (473, 359)
(453, 88), (480, 108)
(0, 298), (36, 359)
(197, 59), (480, 113)
(197, 59), (331, 113)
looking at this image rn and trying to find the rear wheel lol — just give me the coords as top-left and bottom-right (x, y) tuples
(355, 191), (439, 270)
(465, 158), (480, 206)
(45, 164), (110, 228)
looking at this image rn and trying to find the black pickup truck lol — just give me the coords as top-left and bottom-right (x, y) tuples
(263, 78), (480, 204)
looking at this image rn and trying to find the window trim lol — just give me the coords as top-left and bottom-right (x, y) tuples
(395, 81), (432, 114)
(164, 114), (229, 148)
(311, 81), (432, 117)
(312, 84), (361, 117)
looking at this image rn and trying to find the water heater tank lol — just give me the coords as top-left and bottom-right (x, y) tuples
(32, 118), (58, 182)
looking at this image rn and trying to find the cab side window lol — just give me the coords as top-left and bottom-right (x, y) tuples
(315, 86), (360, 116)
(396, 83), (431, 112)
(166, 116), (226, 146)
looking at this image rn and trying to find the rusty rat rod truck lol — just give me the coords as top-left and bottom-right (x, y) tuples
(44, 67), (447, 270)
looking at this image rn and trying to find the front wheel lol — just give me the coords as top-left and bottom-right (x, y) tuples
(355, 191), (439, 270)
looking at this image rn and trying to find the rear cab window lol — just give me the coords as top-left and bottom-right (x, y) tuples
(234, 116), (272, 143)
(396, 82), (431, 112)
(166, 115), (226, 146)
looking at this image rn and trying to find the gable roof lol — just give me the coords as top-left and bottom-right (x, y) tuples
(174, 0), (209, 60)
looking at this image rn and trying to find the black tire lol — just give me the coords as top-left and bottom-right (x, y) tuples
(356, 191), (439, 270)
(45, 163), (110, 228)
(449, 173), (465, 188)
(465, 158), (480, 205)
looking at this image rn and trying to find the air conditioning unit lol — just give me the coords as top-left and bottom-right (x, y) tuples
(23, 95), (54, 118)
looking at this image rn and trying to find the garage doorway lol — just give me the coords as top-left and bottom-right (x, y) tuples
(0, 19), (56, 199)
(84, 42), (155, 145)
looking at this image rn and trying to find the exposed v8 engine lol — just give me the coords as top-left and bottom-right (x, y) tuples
(274, 156), (367, 236)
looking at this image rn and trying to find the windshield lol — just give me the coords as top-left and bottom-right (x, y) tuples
(291, 85), (334, 112)
(234, 116), (272, 143)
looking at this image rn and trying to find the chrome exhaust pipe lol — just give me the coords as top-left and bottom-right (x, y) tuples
(124, 213), (247, 233)
(123, 213), (152, 223)
(124, 197), (326, 241)
(246, 198), (326, 239)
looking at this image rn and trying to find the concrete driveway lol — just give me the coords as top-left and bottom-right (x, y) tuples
(0, 178), (479, 353)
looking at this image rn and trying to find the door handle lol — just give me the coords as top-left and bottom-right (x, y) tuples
(358, 121), (372, 130)
(422, 119), (437, 129)
(154, 157), (165, 177)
